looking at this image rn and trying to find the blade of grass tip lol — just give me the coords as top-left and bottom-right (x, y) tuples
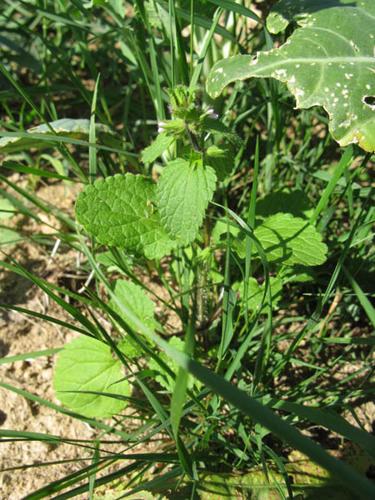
(0, 130), (136, 157)
(189, 7), (223, 90)
(310, 146), (353, 225)
(25, 462), (141, 500)
(89, 74), (100, 183)
(0, 259), (100, 334)
(0, 457), (101, 474)
(323, 336), (375, 345)
(88, 442), (100, 499)
(0, 429), (109, 453)
(207, 0), (261, 23)
(0, 173), (75, 229)
(0, 303), (93, 337)
(20, 2), (91, 32)
(343, 267), (375, 328)
(0, 348), (61, 366)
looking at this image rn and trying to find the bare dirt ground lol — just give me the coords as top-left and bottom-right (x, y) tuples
(0, 180), (97, 498)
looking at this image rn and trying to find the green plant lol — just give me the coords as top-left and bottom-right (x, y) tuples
(0, 1), (374, 498)
(207, 0), (375, 152)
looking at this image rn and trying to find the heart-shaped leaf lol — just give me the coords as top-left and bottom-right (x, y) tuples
(207, 0), (375, 152)
(54, 335), (130, 418)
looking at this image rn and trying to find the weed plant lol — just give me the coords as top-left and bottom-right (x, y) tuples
(0, 1), (374, 498)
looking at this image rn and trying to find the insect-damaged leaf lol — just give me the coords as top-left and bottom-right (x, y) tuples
(76, 174), (176, 260)
(207, 0), (375, 152)
(54, 335), (130, 418)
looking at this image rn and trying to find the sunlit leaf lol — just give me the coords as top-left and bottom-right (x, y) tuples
(54, 335), (130, 418)
(207, 0), (375, 152)
(76, 174), (177, 260)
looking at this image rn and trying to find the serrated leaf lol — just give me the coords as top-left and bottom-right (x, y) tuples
(76, 174), (176, 260)
(254, 213), (328, 266)
(110, 279), (157, 359)
(53, 335), (130, 418)
(207, 0), (375, 152)
(0, 118), (117, 154)
(141, 132), (175, 164)
(156, 159), (217, 245)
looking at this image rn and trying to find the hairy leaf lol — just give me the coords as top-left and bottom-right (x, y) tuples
(76, 174), (176, 260)
(156, 159), (217, 245)
(54, 335), (130, 418)
(254, 213), (328, 266)
(207, 0), (375, 152)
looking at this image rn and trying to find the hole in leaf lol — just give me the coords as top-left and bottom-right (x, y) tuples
(363, 95), (375, 109)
